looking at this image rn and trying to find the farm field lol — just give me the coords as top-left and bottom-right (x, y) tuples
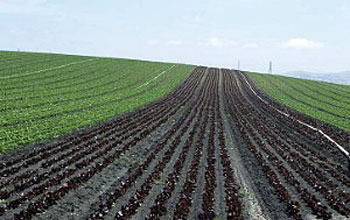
(247, 72), (350, 130)
(0, 61), (349, 219)
(0, 51), (194, 152)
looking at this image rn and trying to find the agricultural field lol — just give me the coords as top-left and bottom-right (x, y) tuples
(247, 72), (350, 130)
(0, 53), (350, 220)
(0, 51), (194, 152)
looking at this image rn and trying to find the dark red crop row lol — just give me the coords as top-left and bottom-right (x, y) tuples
(236, 71), (350, 217)
(0, 67), (207, 219)
(216, 105), (242, 219)
(4, 65), (344, 220)
(0, 67), (205, 174)
(198, 69), (219, 220)
(233, 73), (350, 217)
(172, 72), (218, 220)
(242, 72), (349, 158)
(223, 69), (350, 219)
(223, 70), (304, 219)
(144, 75), (214, 220)
(91, 71), (213, 220)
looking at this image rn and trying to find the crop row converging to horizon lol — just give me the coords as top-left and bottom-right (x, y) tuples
(0, 67), (349, 219)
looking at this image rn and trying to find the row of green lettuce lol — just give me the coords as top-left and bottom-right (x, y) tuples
(246, 71), (350, 131)
(0, 51), (195, 152)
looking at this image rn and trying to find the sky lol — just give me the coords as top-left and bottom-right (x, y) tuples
(1, 0), (350, 74)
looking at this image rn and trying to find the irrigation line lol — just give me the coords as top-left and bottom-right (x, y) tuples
(239, 71), (350, 161)
(137, 65), (175, 89)
(0, 59), (94, 79)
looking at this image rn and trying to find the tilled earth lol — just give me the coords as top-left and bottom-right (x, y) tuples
(0, 67), (349, 220)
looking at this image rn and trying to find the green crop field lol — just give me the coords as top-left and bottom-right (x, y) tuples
(0, 51), (194, 152)
(247, 71), (350, 131)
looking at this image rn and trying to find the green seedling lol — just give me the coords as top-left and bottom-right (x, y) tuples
(154, 180), (165, 185)
(238, 189), (249, 198)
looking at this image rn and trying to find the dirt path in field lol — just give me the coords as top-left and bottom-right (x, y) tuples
(220, 70), (296, 220)
(0, 67), (349, 220)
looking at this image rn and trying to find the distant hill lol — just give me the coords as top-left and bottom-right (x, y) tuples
(282, 71), (350, 85)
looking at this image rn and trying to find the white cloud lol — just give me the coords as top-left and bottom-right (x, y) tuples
(167, 40), (183, 45)
(209, 37), (238, 47)
(281, 38), (324, 50)
(244, 43), (258, 48)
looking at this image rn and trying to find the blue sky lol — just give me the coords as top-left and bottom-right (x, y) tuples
(1, 0), (350, 73)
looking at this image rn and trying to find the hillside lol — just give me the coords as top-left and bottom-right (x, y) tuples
(0, 51), (194, 152)
(1, 68), (349, 219)
(246, 71), (350, 130)
(283, 70), (350, 85)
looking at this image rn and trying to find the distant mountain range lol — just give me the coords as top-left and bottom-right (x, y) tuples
(281, 71), (350, 85)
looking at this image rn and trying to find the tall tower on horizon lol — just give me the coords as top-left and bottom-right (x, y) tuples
(237, 60), (240, 70)
(268, 61), (272, 74)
